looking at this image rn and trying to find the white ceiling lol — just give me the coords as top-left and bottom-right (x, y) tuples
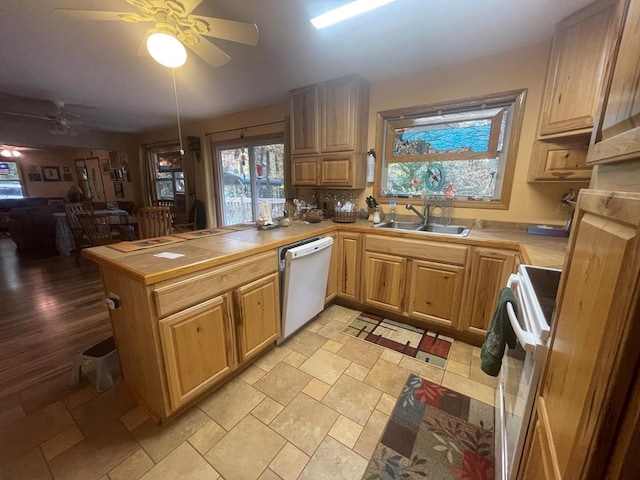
(0, 0), (595, 139)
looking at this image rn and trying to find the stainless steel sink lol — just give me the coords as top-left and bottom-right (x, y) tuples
(373, 221), (470, 237)
(372, 221), (424, 230)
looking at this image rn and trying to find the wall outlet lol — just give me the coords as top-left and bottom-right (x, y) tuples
(557, 203), (571, 215)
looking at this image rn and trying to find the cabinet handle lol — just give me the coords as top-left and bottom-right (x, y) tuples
(551, 172), (573, 178)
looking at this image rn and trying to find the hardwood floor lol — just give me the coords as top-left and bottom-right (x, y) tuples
(0, 238), (112, 399)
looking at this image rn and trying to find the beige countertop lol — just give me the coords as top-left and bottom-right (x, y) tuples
(83, 219), (568, 284)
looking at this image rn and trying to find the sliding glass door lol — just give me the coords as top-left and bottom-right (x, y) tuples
(216, 139), (285, 226)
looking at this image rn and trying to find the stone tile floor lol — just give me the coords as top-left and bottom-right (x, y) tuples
(0, 305), (497, 480)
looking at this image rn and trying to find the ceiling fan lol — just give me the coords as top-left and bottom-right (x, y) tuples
(0, 101), (83, 136)
(55, 0), (259, 68)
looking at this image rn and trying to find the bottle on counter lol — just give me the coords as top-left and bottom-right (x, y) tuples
(373, 208), (381, 224)
(390, 199), (396, 222)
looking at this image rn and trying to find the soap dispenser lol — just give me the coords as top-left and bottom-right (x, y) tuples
(389, 200), (396, 222)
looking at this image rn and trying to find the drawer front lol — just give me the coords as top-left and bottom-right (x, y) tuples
(153, 251), (277, 318)
(365, 234), (468, 265)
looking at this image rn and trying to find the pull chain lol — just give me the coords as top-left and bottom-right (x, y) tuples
(171, 68), (184, 155)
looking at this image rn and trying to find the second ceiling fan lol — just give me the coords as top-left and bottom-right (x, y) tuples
(56, 0), (259, 68)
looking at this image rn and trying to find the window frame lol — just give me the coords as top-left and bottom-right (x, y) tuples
(374, 89), (527, 209)
(0, 160), (25, 199)
(212, 133), (286, 226)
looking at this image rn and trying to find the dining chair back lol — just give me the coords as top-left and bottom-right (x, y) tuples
(152, 199), (177, 224)
(78, 213), (117, 247)
(137, 206), (173, 239)
(65, 202), (94, 263)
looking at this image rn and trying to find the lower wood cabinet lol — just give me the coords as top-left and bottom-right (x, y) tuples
(159, 294), (236, 411)
(337, 232), (361, 302)
(325, 233), (339, 303)
(520, 400), (560, 480)
(362, 251), (406, 313)
(462, 247), (517, 337)
(235, 273), (281, 363)
(406, 260), (465, 329)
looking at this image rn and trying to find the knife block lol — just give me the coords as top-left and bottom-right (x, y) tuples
(368, 207), (385, 222)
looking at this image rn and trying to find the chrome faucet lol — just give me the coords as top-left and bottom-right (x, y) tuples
(406, 203), (426, 225)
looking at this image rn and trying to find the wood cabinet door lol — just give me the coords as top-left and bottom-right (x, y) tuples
(291, 157), (318, 186)
(463, 248), (516, 336)
(325, 233), (339, 304)
(363, 251), (406, 313)
(520, 399), (560, 480)
(337, 232), (361, 302)
(235, 273), (281, 364)
(537, 190), (640, 478)
(290, 85), (319, 155)
(407, 260), (464, 329)
(320, 76), (356, 152)
(528, 139), (591, 182)
(539, 1), (616, 136)
(319, 154), (353, 186)
(587, 0), (640, 165)
(159, 294), (235, 410)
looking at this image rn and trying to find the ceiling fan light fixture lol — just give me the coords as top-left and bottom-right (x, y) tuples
(146, 30), (187, 68)
(311, 0), (397, 29)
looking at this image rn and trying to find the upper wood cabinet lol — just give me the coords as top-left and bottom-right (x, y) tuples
(587, 0), (640, 165)
(290, 74), (369, 188)
(529, 0), (617, 182)
(538, 0), (617, 136)
(291, 85), (319, 155)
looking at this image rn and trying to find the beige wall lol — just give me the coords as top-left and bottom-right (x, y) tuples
(134, 42), (588, 227)
(17, 147), (136, 202)
(364, 42), (587, 226)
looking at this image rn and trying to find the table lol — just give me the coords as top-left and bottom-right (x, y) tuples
(53, 210), (137, 256)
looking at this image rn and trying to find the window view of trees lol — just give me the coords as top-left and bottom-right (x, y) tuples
(379, 90), (526, 207)
(218, 141), (285, 226)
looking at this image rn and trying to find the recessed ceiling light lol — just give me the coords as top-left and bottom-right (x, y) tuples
(311, 0), (397, 29)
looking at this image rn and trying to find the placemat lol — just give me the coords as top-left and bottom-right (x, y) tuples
(171, 229), (228, 239)
(106, 236), (185, 253)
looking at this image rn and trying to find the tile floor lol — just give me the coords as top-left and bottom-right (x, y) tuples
(0, 305), (497, 480)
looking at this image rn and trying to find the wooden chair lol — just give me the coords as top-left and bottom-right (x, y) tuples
(152, 199), (176, 223)
(136, 206), (173, 239)
(64, 202), (93, 263)
(78, 213), (118, 247)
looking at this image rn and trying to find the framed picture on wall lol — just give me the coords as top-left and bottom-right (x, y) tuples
(63, 166), (70, 173)
(62, 172), (73, 182)
(43, 166), (61, 181)
(28, 173), (42, 182)
(109, 151), (119, 169)
(114, 181), (124, 198)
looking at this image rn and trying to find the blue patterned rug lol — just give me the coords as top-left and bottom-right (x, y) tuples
(362, 374), (494, 479)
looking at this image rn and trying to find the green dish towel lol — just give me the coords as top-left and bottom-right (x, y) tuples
(480, 287), (518, 377)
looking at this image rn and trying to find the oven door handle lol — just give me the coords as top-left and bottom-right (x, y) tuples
(506, 274), (536, 351)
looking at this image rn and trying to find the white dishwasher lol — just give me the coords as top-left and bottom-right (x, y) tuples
(278, 236), (334, 343)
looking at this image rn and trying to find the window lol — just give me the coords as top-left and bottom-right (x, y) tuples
(0, 161), (24, 199)
(148, 146), (186, 212)
(215, 138), (285, 226)
(376, 89), (526, 208)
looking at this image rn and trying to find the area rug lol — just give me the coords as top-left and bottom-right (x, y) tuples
(343, 312), (453, 368)
(362, 374), (494, 480)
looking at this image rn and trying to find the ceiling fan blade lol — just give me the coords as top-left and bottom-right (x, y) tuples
(188, 36), (231, 67)
(180, 0), (204, 15)
(191, 16), (259, 45)
(54, 8), (140, 22)
(0, 111), (52, 121)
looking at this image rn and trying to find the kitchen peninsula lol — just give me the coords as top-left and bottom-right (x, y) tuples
(84, 221), (566, 423)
